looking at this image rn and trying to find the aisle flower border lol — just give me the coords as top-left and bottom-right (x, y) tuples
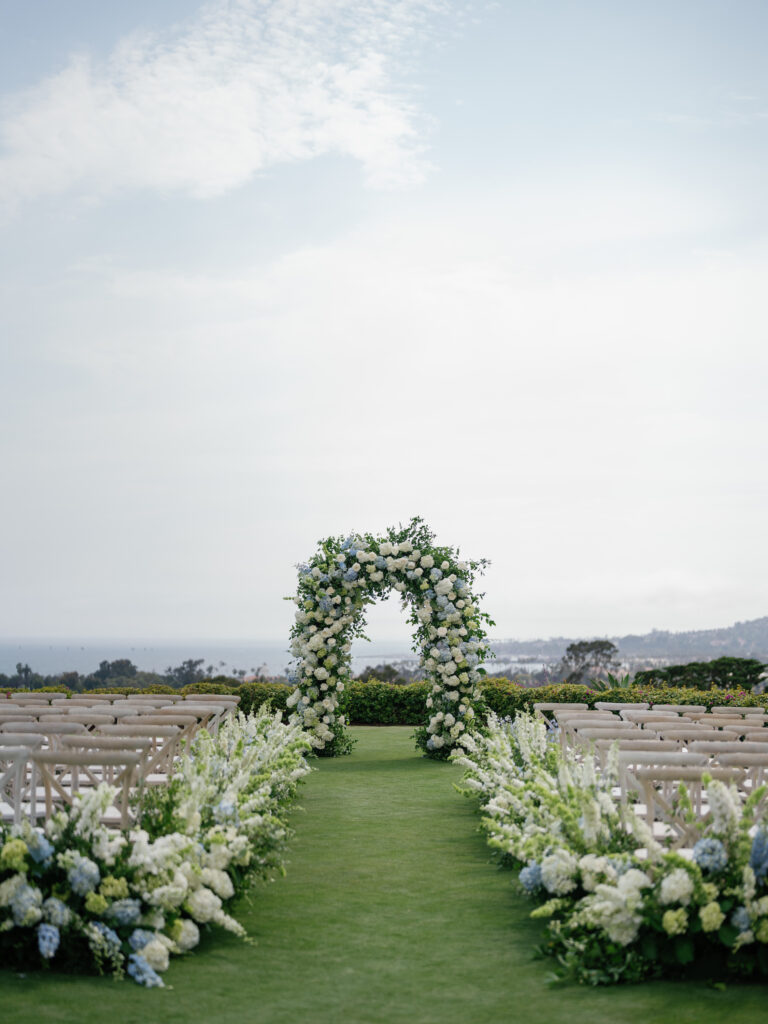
(286, 517), (494, 758)
(0, 709), (311, 986)
(455, 712), (768, 984)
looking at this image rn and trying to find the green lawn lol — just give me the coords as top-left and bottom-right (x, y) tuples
(4, 726), (766, 1023)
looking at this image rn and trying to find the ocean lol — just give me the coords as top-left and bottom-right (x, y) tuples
(0, 638), (422, 679)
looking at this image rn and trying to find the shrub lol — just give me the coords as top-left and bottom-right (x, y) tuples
(343, 681), (430, 724)
(633, 656), (767, 691)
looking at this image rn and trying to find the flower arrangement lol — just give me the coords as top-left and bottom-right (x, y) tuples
(286, 517), (494, 758)
(0, 709), (311, 986)
(455, 712), (768, 984)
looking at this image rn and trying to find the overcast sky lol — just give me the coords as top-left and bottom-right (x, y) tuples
(1, 0), (767, 644)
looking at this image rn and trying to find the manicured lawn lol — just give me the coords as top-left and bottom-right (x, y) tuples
(4, 726), (766, 1023)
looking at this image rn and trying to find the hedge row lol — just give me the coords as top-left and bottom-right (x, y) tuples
(8, 679), (768, 723)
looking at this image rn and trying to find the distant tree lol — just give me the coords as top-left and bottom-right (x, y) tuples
(356, 663), (410, 686)
(165, 658), (206, 687)
(94, 659), (138, 682)
(559, 641), (620, 684)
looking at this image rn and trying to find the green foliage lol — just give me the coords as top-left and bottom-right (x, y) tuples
(633, 656), (767, 691)
(344, 681), (430, 724)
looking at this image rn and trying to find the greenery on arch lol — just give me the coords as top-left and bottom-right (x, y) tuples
(286, 517), (495, 759)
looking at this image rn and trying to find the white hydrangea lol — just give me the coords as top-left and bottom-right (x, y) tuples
(541, 849), (578, 895)
(659, 868), (694, 906)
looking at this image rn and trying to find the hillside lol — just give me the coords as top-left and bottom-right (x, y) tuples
(491, 616), (768, 662)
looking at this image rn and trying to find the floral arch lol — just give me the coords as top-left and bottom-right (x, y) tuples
(286, 518), (494, 759)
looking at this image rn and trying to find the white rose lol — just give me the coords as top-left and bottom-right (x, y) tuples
(441, 561), (449, 570)
(420, 555), (434, 569)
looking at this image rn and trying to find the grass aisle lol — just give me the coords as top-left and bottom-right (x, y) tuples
(4, 726), (766, 1024)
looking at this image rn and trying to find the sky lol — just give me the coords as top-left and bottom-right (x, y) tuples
(1, 0), (767, 645)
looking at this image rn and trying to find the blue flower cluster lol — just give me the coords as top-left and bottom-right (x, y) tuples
(91, 921), (121, 952)
(42, 896), (71, 928)
(692, 837), (728, 873)
(519, 862), (543, 893)
(10, 883), (41, 926)
(732, 906), (751, 932)
(37, 923), (60, 959)
(750, 829), (768, 882)
(27, 831), (54, 865)
(129, 928), (155, 951)
(68, 854), (100, 896)
(107, 898), (142, 926)
(127, 953), (165, 988)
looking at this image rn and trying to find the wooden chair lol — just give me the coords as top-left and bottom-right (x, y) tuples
(633, 766), (744, 849)
(29, 750), (141, 827)
(95, 723), (183, 778)
(533, 702), (588, 724)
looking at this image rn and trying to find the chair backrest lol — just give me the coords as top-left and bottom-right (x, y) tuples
(618, 750), (709, 767)
(594, 702), (650, 711)
(711, 706), (767, 716)
(689, 741), (768, 755)
(574, 727), (648, 742)
(565, 718), (635, 731)
(11, 694), (55, 704)
(610, 738), (680, 751)
(38, 713), (115, 727)
(620, 712), (682, 724)
(651, 704), (706, 714)
(657, 728), (739, 742)
(61, 735), (153, 753)
(184, 694), (240, 705)
(0, 733), (45, 748)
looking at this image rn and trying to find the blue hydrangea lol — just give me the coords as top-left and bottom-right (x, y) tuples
(343, 569), (358, 582)
(127, 953), (165, 988)
(27, 831), (55, 865)
(519, 862), (543, 893)
(10, 884), (42, 926)
(108, 899), (142, 926)
(68, 854), (100, 896)
(91, 921), (121, 951)
(297, 563), (311, 576)
(732, 906), (751, 932)
(693, 837), (728, 873)
(129, 928), (155, 951)
(42, 897), (71, 928)
(375, 556), (386, 569)
(750, 829), (768, 882)
(37, 923), (60, 959)
(429, 567), (442, 581)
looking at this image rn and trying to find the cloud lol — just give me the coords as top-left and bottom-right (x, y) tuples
(0, 0), (445, 208)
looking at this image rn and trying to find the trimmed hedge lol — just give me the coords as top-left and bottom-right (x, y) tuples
(8, 678), (768, 723)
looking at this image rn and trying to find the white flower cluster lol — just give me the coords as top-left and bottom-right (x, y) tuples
(456, 710), (768, 985)
(0, 708), (311, 985)
(287, 523), (490, 756)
